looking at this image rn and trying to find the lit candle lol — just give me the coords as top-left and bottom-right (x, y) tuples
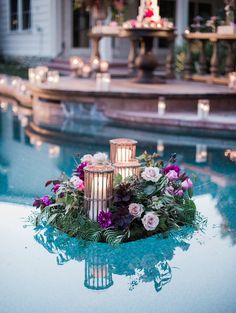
(92, 57), (100, 71)
(71, 57), (84, 70)
(196, 144), (207, 163)
(84, 165), (114, 222)
(47, 71), (60, 84)
(110, 138), (137, 164)
(96, 73), (102, 91)
(157, 140), (165, 156)
(82, 64), (92, 78)
(114, 161), (140, 181)
(0, 75), (7, 85)
(117, 147), (132, 163)
(198, 99), (210, 120)
(0, 101), (8, 112)
(101, 73), (111, 91)
(158, 97), (166, 116)
(28, 68), (36, 83)
(100, 61), (109, 73)
(49, 145), (60, 158)
(228, 72), (236, 90)
(90, 175), (107, 221)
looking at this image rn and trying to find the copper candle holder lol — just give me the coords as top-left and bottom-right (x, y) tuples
(110, 138), (137, 164)
(84, 165), (114, 222)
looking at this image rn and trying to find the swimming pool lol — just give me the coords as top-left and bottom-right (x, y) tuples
(0, 101), (236, 313)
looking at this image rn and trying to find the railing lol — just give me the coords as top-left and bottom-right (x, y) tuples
(183, 32), (236, 83)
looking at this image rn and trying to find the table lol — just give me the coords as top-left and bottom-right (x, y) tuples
(89, 27), (176, 83)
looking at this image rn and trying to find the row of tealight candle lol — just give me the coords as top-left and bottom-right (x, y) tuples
(0, 74), (30, 97)
(28, 67), (60, 84)
(84, 138), (140, 222)
(69, 56), (109, 79)
(158, 97), (210, 120)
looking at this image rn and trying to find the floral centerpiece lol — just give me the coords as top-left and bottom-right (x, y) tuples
(33, 139), (198, 245)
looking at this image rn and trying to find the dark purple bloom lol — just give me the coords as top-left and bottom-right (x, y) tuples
(163, 165), (181, 175)
(98, 211), (112, 229)
(52, 184), (60, 193)
(33, 198), (42, 208)
(41, 195), (52, 207)
(75, 162), (88, 180)
(33, 195), (52, 209)
(112, 207), (133, 229)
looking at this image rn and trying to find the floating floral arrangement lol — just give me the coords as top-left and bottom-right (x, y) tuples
(33, 139), (198, 245)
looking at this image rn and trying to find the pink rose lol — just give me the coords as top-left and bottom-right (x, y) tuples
(70, 176), (85, 191)
(165, 170), (179, 181)
(142, 212), (159, 231)
(128, 203), (144, 218)
(165, 186), (175, 195)
(182, 178), (193, 190)
(176, 189), (184, 197)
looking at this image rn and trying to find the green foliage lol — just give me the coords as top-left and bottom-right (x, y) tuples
(31, 151), (203, 245)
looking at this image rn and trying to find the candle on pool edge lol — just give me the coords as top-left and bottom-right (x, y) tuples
(100, 61), (109, 73)
(198, 99), (210, 120)
(158, 97), (166, 116)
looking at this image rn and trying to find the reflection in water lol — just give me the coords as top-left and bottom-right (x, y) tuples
(34, 225), (194, 292)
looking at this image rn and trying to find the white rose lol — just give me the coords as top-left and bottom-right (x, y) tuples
(93, 152), (108, 165)
(81, 154), (94, 164)
(141, 167), (162, 182)
(128, 203), (144, 218)
(142, 212), (159, 231)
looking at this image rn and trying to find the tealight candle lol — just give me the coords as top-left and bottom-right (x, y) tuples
(82, 64), (92, 78)
(198, 99), (210, 120)
(228, 72), (236, 90)
(92, 57), (100, 71)
(28, 68), (36, 83)
(47, 71), (60, 84)
(100, 61), (109, 73)
(70, 56), (83, 70)
(101, 73), (111, 91)
(158, 97), (166, 116)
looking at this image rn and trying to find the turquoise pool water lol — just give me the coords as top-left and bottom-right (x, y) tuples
(0, 102), (236, 313)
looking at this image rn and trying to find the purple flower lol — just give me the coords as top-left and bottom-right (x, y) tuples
(52, 184), (60, 193)
(182, 178), (193, 190)
(41, 195), (52, 207)
(33, 195), (52, 209)
(75, 162), (88, 180)
(98, 211), (112, 229)
(163, 165), (181, 175)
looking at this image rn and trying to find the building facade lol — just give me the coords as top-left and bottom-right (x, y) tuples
(0, 0), (224, 62)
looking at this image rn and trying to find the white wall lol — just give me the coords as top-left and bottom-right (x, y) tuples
(0, 0), (62, 59)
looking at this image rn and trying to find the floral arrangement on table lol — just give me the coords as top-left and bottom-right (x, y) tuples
(32, 138), (198, 245)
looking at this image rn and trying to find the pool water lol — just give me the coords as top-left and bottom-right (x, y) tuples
(0, 102), (236, 313)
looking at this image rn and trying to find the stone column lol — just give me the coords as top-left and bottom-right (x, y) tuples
(175, 0), (189, 46)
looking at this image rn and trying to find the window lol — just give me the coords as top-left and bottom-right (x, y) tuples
(22, 0), (31, 30)
(10, 0), (31, 31)
(10, 0), (18, 30)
